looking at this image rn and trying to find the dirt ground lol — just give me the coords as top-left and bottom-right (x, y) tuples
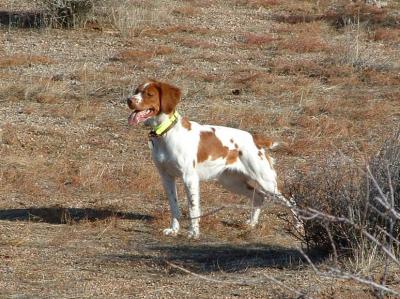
(0, 0), (399, 298)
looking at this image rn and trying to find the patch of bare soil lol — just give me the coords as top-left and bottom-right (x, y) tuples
(1, 0), (399, 297)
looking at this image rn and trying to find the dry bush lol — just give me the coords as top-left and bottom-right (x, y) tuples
(324, 1), (399, 29)
(94, 0), (173, 37)
(39, 0), (96, 28)
(330, 33), (395, 71)
(288, 131), (400, 256)
(269, 1), (399, 29)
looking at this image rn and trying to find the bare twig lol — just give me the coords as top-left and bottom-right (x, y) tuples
(298, 248), (400, 296)
(166, 260), (312, 298)
(165, 261), (259, 285)
(261, 273), (312, 299)
(301, 208), (400, 268)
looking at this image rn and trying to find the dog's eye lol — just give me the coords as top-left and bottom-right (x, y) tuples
(147, 92), (154, 97)
(134, 88), (139, 95)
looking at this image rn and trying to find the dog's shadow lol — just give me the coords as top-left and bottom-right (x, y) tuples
(0, 207), (153, 224)
(108, 243), (324, 273)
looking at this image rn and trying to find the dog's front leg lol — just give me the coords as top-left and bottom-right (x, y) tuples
(160, 172), (181, 236)
(183, 172), (200, 239)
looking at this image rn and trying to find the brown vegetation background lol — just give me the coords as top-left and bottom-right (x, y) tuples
(0, 0), (399, 297)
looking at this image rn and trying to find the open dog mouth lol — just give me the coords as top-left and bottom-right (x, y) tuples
(128, 109), (155, 126)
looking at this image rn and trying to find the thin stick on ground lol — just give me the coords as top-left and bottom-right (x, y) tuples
(166, 260), (312, 298)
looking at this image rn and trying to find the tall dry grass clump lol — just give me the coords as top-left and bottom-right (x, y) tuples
(39, 0), (95, 28)
(92, 0), (172, 36)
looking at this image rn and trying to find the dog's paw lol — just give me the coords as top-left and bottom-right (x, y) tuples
(245, 219), (258, 228)
(187, 230), (199, 239)
(163, 228), (178, 236)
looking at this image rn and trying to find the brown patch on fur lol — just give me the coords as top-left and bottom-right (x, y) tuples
(254, 138), (274, 168)
(128, 80), (181, 117)
(253, 134), (274, 149)
(128, 83), (161, 113)
(181, 117), (192, 130)
(265, 152), (274, 169)
(154, 81), (181, 114)
(226, 149), (239, 165)
(197, 131), (228, 163)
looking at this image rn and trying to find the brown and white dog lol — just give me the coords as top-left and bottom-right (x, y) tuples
(127, 80), (300, 238)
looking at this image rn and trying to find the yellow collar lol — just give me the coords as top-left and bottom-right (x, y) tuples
(150, 111), (180, 137)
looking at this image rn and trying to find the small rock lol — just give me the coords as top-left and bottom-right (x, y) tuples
(232, 89), (241, 95)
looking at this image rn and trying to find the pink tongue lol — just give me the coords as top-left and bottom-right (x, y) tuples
(128, 111), (149, 126)
(128, 112), (140, 126)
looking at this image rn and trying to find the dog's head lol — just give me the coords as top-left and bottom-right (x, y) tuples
(127, 80), (181, 126)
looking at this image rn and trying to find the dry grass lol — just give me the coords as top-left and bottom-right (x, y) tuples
(241, 32), (275, 46)
(0, 54), (53, 68)
(1, 0), (399, 297)
(111, 46), (174, 64)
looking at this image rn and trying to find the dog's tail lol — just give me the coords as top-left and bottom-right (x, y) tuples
(253, 135), (278, 150)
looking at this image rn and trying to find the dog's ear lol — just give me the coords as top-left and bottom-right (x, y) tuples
(156, 81), (181, 114)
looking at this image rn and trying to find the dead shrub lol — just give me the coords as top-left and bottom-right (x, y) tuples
(324, 2), (399, 29)
(40, 0), (96, 28)
(288, 131), (400, 256)
(95, 0), (173, 37)
(270, 2), (400, 29)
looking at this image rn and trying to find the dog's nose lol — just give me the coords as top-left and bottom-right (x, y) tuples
(127, 97), (136, 109)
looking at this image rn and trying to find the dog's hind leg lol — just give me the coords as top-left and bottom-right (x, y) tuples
(241, 149), (303, 230)
(254, 176), (303, 230)
(218, 170), (266, 227)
